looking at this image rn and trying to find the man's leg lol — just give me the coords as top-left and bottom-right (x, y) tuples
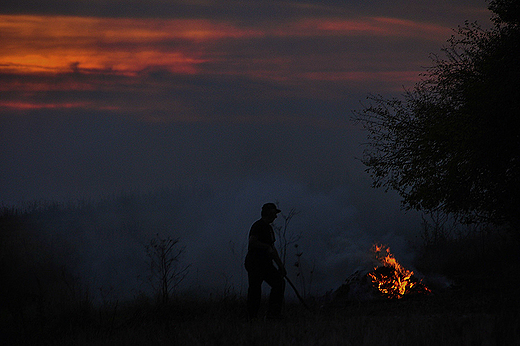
(264, 264), (285, 318)
(247, 271), (263, 319)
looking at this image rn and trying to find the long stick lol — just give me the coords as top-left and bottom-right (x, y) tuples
(285, 275), (312, 311)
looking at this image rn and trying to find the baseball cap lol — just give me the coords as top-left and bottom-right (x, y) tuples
(262, 203), (281, 213)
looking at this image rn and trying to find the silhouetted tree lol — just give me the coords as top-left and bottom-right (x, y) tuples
(145, 234), (190, 305)
(489, 0), (520, 25)
(352, 0), (520, 228)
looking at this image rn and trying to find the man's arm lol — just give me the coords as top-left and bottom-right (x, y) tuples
(249, 235), (272, 250)
(249, 235), (287, 276)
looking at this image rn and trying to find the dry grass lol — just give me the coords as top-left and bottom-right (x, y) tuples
(4, 289), (518, 346)
(2, 202), (519, 345)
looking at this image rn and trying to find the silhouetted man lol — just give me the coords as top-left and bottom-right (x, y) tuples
(244, 203), (286, 320)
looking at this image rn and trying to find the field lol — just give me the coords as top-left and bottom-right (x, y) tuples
(3, 283), (518, 346)
(2, 200), (519, 345)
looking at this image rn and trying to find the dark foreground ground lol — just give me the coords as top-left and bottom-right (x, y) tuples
(3, 284), (518, 346)
(3, 201), (519, 345)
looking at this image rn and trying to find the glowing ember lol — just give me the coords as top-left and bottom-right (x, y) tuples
(368, 244), (430, 299)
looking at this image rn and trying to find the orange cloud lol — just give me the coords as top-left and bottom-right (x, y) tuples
(0, 15), (263, 76)
(0, 100), (119, 110)
(0, 14), (449, 114)
(1, 14), (450, 77)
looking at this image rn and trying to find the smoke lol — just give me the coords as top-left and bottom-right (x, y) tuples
(26, 175), (422, 302)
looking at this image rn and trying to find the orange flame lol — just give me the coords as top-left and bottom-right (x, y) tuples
(368, 244), (430, 299)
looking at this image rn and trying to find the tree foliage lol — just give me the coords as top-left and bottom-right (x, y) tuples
(352, 0), (520, 227)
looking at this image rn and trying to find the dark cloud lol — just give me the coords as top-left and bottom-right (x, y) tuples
(1, 0), (490, 25)
(0, 0), (335, 21)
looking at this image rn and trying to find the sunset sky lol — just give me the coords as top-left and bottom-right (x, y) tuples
(1, 0), (492, 205)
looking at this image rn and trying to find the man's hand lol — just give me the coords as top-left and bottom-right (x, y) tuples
(267, 245), (286, 277)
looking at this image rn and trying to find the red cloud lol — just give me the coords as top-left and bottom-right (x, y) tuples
(0, 14), (449, 114)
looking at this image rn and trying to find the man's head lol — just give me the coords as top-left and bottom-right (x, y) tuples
(261, 203), (281, 222)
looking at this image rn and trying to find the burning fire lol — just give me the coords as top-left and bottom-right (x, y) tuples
(368, 244), (430, 299)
